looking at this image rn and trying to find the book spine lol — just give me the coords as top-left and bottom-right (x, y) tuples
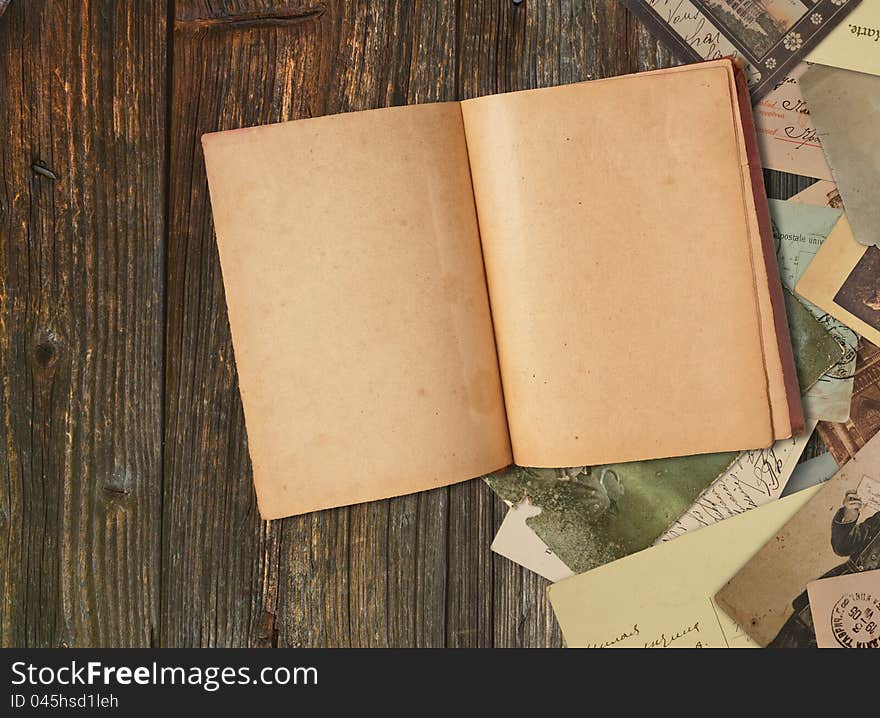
(731, 60), (806, 436)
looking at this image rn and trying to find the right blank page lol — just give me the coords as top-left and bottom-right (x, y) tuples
(462, 61), (789, 467)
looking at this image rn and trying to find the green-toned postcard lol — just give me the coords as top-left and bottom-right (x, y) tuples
(783, 288), (845, 397)
(770, 197), (857, 422)
(486, 455), (738, 574)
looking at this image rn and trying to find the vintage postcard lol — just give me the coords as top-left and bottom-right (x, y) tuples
(716, 431), (880, 647)
(808, 570), (880, 648)
(771, 198), (842, 285)
(818, 341), (880, 467)
(808, 1), (880, 76)
(800, 65), (880, 247)
(796, 215), (880, 346)
(771, 199), (857, 421)
(485, 455), (737, 574)
(754, 63), (833, 179)
(621, 0), (863, 99)
(496, 422), (820, 578)
(790, 179), (843, 209)
(658, 419), (817, 541)
(491, 500), (573, 583)
(549, 487), (819, 648)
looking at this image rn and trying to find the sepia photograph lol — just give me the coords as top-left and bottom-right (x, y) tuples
(834, 246), (880, 333)
(769, 478), (880, 648)
(716, 432), (880, 648)
(699, 0), (807, 55)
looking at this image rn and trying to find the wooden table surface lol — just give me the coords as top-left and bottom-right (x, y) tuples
(1, 0), (819, 648)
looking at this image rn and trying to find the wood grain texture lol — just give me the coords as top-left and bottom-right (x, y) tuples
(162, 12), (299, 647)
(0, 0), (166, 647)
(2, 0), (828, 648)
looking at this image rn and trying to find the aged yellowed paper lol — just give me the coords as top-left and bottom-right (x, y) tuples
(462, 62), (795, 466)
(203, 104), (512, 518)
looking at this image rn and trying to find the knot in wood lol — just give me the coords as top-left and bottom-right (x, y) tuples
(33, 328), (63, 369)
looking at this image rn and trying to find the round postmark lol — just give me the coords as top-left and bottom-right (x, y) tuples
(831, 592), (880, 648)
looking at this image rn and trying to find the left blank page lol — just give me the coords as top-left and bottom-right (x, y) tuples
(202, 102), (512, 519)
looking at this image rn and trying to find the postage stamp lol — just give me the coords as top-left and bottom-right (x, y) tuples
(829, 592), (880, 648)
(809, 569), (880, 648)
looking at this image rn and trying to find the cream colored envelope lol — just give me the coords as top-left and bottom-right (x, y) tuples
(808, 2), (880, 77)
(548, 487), (819, 648)
(808, 570), (880, 648)
(796, 216), (880, 348)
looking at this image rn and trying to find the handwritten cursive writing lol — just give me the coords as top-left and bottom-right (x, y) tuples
(773, 75), (797, 92)
(644, 621), (701, 648)
(783, 125), (821, 149)
(586, 624), (640, 649)
(781, 98), (810, 116)
(652, 0), (726, 60)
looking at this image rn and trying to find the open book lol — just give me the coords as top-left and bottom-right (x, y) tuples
(202, 59), (802, 519)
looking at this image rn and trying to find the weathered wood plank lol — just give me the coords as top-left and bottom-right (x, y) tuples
(492, 544), (565, 648)
(0, 0), (166, 647)
(161, 3), (329, 646)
